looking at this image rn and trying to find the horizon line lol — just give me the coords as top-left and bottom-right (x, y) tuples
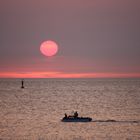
(0, 72), (140, 78)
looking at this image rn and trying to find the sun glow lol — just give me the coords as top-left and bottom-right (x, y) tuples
(40, 40), (58, 57)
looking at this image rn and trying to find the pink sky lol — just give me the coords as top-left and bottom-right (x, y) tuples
(0, 0), (140, 78)
(0, 72), (140, 78)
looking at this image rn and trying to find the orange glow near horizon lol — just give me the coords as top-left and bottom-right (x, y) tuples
(0, 72), (140, 78)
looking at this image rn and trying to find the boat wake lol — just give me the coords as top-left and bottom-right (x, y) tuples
(92, 120), (140, 123)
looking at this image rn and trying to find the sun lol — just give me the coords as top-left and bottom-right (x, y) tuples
(40, 40), (58, 57)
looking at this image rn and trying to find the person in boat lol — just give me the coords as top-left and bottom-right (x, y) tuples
(74, 111), (78, 118)
(64, 113), (67, 118)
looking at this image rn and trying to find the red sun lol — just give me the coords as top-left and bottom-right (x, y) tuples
(40, 40), (58, 57)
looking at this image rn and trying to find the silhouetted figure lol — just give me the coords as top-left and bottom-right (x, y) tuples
(21, 79), (24, 88)
(74, 111), (78, 118)
(64, 113), (67, 118)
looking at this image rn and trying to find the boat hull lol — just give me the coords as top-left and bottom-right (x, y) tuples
(61, 117), (92, 122)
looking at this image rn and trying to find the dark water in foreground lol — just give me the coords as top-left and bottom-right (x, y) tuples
(0, 78), (140, 140)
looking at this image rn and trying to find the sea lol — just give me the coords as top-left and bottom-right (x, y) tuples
(0, 78), (140, 140)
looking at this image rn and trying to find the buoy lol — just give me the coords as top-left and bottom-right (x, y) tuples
(21, 79), (24, 88)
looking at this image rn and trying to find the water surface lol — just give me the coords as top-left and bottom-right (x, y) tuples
(0, 78), (140, 139)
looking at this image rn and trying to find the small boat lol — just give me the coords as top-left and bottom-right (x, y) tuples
(61, 112), (92, 122)
(62, 116), (92, 122)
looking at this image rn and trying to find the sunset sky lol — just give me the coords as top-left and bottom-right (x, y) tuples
(0, 0), (140, 78)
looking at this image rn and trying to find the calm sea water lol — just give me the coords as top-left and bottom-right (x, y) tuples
(0, 78), (140, 140)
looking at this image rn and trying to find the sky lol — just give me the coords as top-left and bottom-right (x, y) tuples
(0, 0), (140, 78)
